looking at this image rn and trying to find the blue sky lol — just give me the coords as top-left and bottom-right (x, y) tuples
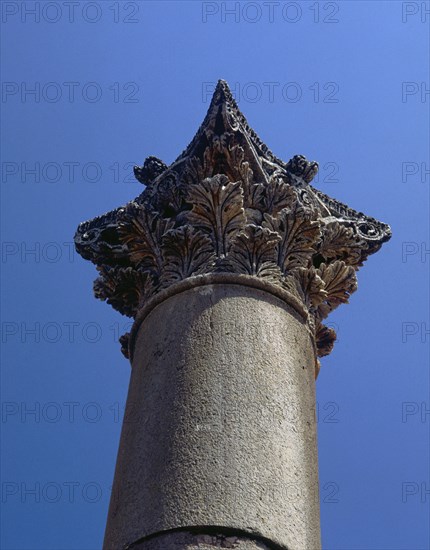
(1, 1), (429, 549)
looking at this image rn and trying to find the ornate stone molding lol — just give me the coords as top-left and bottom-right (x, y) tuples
(74, 80), (391, 371)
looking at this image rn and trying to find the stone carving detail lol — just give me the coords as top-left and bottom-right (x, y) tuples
(186, 175), (246, 257)
(94, 266), (154, 317)
(160, 225), (215, 286)
(74, 80), (391, 370)
(222, 225), (282, 280)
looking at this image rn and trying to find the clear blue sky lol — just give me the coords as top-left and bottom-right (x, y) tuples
(1, 1), (429, 549)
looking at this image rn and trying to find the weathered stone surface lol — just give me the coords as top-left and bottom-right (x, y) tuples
(104, 282), (320, 550)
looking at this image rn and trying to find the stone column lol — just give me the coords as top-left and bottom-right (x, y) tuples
(74, 80), (391, 550)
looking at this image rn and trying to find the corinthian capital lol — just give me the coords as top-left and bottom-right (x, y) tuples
(74, 80), (391, 371)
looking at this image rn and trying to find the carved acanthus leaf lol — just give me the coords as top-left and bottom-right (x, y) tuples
(94, 266), (154, 317)
(315, 323), (337, 357)
(182, 157), (206, 187)
(287, 267), (327, 309)
(247, 177), (296, 216)
(227, 144), (253, 190)
(263, 204), (320, 273)
(281, 274), (307, 303)
(264, 177), (297, 215)
(316, 261), (358, 319)
(245, 183), (265, 225)
(248, 183), (265, 210)
(186, 175), (246, 257)
(118, 203), (175, 274)
(153, 170), (185, 214)
(183, 141), (253, 191)
(319, 221), (367, 267)
(160, 226), (215, 287)
(221, 225), (282, 280)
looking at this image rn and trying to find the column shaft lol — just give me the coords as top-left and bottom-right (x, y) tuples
(103, 282), (321, 550)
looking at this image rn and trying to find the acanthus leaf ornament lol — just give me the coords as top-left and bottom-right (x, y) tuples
(263, 203), (321, 272)
(315, 324), (337, 358)
(160, 226), (215, 287)
(318, 220), (367, 268)
(94, 266), (154, 317)
(74, 79), (391, 372)
(221, 224), (282, 280)
(290, 267), (327, 310)
(316, 261), (358, 320)
(263, 176), (298, 215)
(118, 203), (175, 274)
(186, 175), (246, 257)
